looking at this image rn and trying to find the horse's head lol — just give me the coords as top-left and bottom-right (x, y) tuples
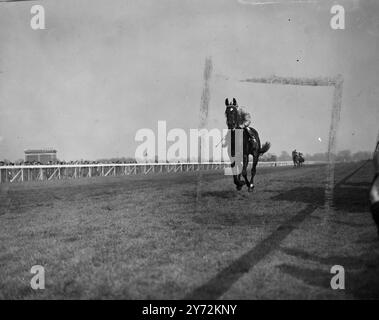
(224, 98), (239, 129)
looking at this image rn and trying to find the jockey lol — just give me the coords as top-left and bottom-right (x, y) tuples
(236, 106), (252, 129)
(231, 98), (256, 140)
(224, 98), (260, 146)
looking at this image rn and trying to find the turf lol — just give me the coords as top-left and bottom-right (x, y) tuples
(0, 162), (378, 299)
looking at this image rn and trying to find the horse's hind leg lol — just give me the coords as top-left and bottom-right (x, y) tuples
(248, 154), (259, 192)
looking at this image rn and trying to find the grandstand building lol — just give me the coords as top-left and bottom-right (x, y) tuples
(24, 149), (57, 164)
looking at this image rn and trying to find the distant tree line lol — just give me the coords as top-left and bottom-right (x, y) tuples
(260, 150), (373, 162)
(95, 157), (137, 164)
(0, 157), (137, 166)
(0, 150), (372, 165)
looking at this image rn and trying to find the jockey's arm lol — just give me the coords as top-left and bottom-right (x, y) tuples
(239, 106), (252, 128)
(244, 114), (251, 128)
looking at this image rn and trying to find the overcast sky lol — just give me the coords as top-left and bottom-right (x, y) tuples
(0, 0), (378, 161)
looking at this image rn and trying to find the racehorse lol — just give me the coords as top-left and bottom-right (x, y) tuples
(292, 150), (299, 167)
(292, 150), (304, 167)
(298, 153), (305, 166)
(224, 98), (271, 192)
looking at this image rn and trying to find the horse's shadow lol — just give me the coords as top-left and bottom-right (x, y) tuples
(182, 189), (246, 200)
(200, 190), (237, 199)
(182, 189), (270, 227)
(270, 185), (370, 213)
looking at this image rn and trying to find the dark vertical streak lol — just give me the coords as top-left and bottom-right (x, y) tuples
(325, 75), (344, 209)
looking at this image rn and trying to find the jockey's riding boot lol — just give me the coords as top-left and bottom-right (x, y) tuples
(245, 127), (256, 143)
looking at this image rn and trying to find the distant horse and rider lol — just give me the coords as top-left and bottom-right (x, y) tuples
(292, 149), (305, 167)
(223, 98), (270, 192)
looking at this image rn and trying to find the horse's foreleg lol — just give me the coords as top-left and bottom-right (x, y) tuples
(231, 162), (244, 190)
(233, 175), (242, 190)
(242, 155), (250, 188)
(248, 155), (259, 192)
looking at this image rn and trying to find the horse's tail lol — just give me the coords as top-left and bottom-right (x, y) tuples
(259, 142), (271, 155)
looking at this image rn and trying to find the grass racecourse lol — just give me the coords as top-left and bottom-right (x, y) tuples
(0, 161), (378, 299)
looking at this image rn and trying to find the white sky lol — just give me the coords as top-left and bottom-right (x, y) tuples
(0, 0), (378, 161)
